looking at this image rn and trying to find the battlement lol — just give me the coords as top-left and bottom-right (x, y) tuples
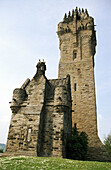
(63, 7), (89, 22)
(57, 7), (95, 37)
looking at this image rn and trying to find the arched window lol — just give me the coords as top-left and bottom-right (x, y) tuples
(73, 50), (77, 60)
(74, 53), (77, 59)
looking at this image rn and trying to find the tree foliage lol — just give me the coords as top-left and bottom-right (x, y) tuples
(104, 134), (111, 157)
(0, 148), (3, 153)
(67, 124), (88, 160)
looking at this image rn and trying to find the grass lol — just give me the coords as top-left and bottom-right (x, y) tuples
(0, 156), (111, 170)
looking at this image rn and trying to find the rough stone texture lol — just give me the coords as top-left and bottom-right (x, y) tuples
(57, 7), (111, 161)
(4, 7), (111, 161)
(5, 61), (72, 158)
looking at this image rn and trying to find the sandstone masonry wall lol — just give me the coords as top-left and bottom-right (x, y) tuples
(5, 61), (72, 158)
(57, 7), (111, 161)
(4, 7), (111, 161)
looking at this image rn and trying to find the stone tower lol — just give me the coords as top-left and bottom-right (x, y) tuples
(4, 7), (111, 161)
(57, 7), (110, 161)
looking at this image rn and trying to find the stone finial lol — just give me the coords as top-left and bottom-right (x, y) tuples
(74, 7), (78, 18)
(79, 8), (81, 14)
(36, 60), (46, 76)
(63, 13), (67, 22)
(75, 6), (78, 12)
(82, 8), (84, 13)
(72, 9), (74, 17)
(63, 13), (67, 20)
(68, 11), (71, 17)
(85, 9), (89, 16)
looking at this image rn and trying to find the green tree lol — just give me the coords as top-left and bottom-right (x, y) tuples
(67, 124), (88, 160)
(0, 148), (3, 153)
(104, 134), (111, 157)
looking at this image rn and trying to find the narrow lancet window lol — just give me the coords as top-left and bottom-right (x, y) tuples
(73, 51), (77, 60)
(74, 53), (77, 59)
(27, 128), (31, 142)
(74, 83), (77, 91)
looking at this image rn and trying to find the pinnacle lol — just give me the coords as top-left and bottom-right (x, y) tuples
(63, 7), (89, 23)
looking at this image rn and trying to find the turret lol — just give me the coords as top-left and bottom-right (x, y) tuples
(10, 88), (27, 113)
(54, 85), (68, 108)
(36, 59), (46, 76)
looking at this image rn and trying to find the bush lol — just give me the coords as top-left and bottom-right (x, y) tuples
(104, 134), (111, 157)
(67, 124), (88, 160)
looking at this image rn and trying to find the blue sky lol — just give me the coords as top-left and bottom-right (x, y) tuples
(0, 0), (111, 144)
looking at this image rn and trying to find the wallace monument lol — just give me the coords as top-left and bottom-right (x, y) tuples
(4, 7), (110, 161)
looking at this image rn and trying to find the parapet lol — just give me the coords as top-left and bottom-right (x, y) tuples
(63, 7), (89, 23)
(57, 7), (95, 36)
